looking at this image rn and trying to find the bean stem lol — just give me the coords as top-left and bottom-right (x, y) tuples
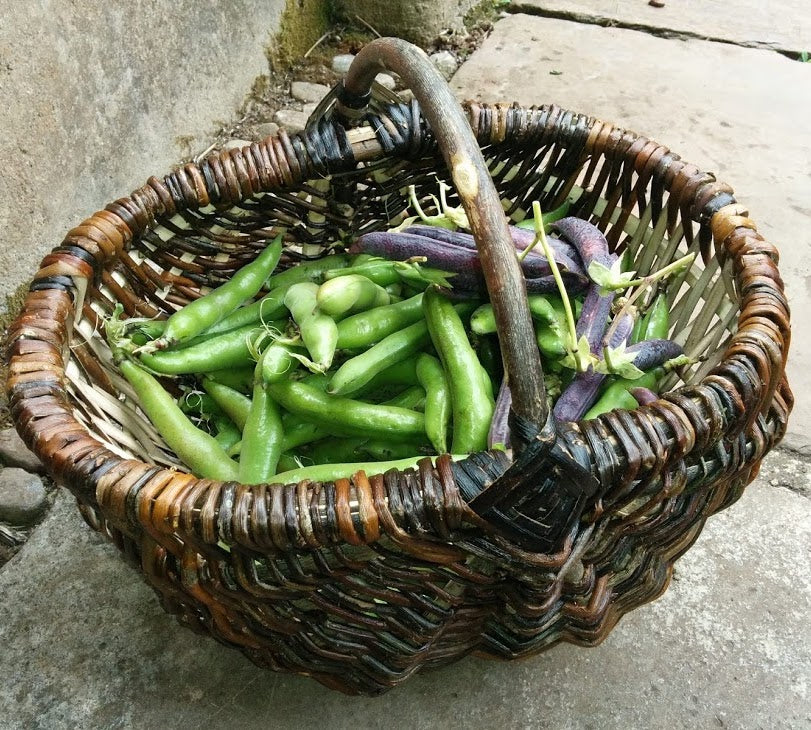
(602, 252), (695, 348)
(529, 201), (584, 371)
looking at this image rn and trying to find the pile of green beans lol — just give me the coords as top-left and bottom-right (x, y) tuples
(108, 241), (500, 484)
(106, 218), (679, 485)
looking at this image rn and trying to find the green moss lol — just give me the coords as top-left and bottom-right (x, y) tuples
(268, 0), (334, 71)
(463, 0), (505, 29)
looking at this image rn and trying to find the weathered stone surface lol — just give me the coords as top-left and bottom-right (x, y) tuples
(0, 466), (807, 728)
(0, 0), (287, 311)
(252, 122), (280, 140)
(290, 80), (330, 103)
(430, 50), (459, 80)
(375, 73), (396, 90)
(337, 0), (480, 46)
(332, 53), (355, 75)
(273, 106), (316, 133)
(509, 0), (811, 52)
(453, 13), (811, 448)
(221, 139), (253, 152)
(0, 469), (47, 525)
(0, 427), (45, 474)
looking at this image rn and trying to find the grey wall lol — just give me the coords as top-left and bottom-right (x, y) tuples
(0, 0), (287, 306)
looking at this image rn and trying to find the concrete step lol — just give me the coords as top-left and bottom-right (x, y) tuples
(509, 0), (811, 54)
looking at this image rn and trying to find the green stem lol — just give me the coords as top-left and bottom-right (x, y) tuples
(531, 201), (582, 369)
(601, 253), (696, 348)
(408, 184), (439, 223)
(605, 252), (696, 290)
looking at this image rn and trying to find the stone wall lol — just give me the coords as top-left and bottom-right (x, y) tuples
(0, 0), (292, 310)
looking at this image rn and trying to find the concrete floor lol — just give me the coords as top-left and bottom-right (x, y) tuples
(2, 6), (810, 729)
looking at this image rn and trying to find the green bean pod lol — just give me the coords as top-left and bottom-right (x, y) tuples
(202, 378), (252, 431)
(238, 356), (283, 484)
(118, 359), (238, 480)
(260, 341), (301, 384)
(423, 287), (494, 454)
(303, 437), (368, 465)
(360, 358), (420, 393)
(316, 275), (390, 318)
(416, 353), (450, 454)
(582, 368), (662, 420)
(178, 392), (220, 420)
(127, 319), (167, 346)
(335, 293), (425, 349)
(159, 235), (282, 346)
(323, 260), (404, 287)
(266, 254), (352, 290)
(642, 292), (670, 341)
(212, 415), (242, 452)
(201, 367), (255, 393)
(204, 286), (289, 336)
(271, 455), (464, 485)
(359, 439), (431, 460)
(475, 335), (503, 395)
(284, 282), (338, 372)
(471, 295), (565, 335)
(515, 199), (571, 231)
(276, 453), (304, 473)
(381, 385), (426, 411)
(536, 322), (567, 359)
(280, 414), (328, 451)
(139, 323), (264, 375)
(172, 319), (285, 352)
(268, 380), (426, 441)
(328, 320), (431, 396)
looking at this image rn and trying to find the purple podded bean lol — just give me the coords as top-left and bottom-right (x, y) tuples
(488, 377), (512, 449)
(353, 232), (551, 277)
(603, 309), (635, 352)
(525, 271), (589, 295)
(576, 280), (616, 352)
(352, 231), (588, 296)
(630, 387), (658, 405)
(553, 338), (684, 422)
(626, 338), (683, 371)
(551, 217), (613, 270)
(401, 225), (585, 276)
(441, 270), (589, 300)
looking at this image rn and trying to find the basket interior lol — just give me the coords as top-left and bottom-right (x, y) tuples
(67, 121), (738, 473)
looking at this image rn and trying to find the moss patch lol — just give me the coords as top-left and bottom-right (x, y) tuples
(268, 0), (333, 71)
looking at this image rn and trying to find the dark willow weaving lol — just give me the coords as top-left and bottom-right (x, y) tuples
(6, 41), (791, 696)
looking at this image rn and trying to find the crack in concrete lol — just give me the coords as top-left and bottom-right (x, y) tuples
(508, 5), (801, 59)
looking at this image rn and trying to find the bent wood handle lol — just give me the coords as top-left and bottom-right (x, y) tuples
(338, 38), (548, 447)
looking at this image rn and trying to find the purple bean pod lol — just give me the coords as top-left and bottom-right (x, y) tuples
(630, 387), (658, 405)
(401, 225), (585, 276)
(551, 217), (613, 270)
(525, 271), (589, 295)
(602, 309), (635, 353)
(352, 231), (588, 296)
(576, 284), (615, 352)
(553, 338), (684, 422)
(488, 377), (512, 449)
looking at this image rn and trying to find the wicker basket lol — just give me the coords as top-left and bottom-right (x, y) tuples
(6, 40), (791, 695)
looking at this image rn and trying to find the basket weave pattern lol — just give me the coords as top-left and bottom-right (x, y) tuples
(6, 100), (791, 695)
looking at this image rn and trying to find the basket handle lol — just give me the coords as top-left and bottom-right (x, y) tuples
(337, 38), (548, 448)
